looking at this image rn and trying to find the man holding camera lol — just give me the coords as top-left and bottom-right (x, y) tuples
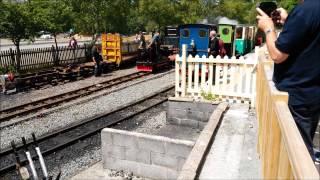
(257, 0), (320, 162)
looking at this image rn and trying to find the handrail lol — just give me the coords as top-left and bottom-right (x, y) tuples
(256, 46), (319, 179)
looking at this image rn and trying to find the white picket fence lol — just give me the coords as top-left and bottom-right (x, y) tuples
(175, 45), (259, 106)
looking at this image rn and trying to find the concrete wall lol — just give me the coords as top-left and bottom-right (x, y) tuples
(101, 128), (194, 179)
(167, 100), (217, 129)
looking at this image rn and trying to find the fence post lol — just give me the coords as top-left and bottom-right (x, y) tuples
(51, 45), (58, 66)
(181, 44), (187, 97)
(73, 46), (76, 63)
(9, 48), (15, 67)
(0, 51), (2, 67)
(84, 44), (87, 62)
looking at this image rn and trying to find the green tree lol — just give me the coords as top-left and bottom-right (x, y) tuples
(176, 0), (210, 24)
(137, 0), (182, 32)
(0, 1), (38, 72)
(30, 0), (73, 49)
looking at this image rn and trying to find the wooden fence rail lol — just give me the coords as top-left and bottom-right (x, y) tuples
(256, 47), (319, 179)
(0, 45), (89, 73)
(175, 44), (257, 106)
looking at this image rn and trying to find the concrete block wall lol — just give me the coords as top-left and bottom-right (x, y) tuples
(101, 128), (194, 179)
(167, 100), (217, 129)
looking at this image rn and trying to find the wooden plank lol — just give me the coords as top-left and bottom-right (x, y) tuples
(175, 54), (180, 97)
(214, 57), (222, 91)
(178, 57), (255, 65)
(194, 61), (199, 97)
(267, 107), (281, 178)
(181, 45), (187, 97)
(208, 61), (214, 93)
(237, 63), (243, 94)
(275, 101), (319, 179)
(277, 139), (292, 179)
(201, 62), (206, 91)
(222, 63), (228, 91)
(188, 62), (194, 96)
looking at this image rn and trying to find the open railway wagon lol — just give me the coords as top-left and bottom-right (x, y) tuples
(101, 33), (140, 68)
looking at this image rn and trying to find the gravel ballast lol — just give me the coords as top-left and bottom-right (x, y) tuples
(0, 72), (174, 150)
(0, 68), (137, 110)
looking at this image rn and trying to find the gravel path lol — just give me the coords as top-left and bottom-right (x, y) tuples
(0, 67), (137, 110)
(1, 103), (169, 179)
(0, 72), (174, 150)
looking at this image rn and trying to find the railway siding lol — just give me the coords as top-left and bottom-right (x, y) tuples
(0, 71), (174, 150)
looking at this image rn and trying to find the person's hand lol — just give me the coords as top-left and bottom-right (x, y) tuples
(276, 8), (288, 24)
(256, 8), (275, 32)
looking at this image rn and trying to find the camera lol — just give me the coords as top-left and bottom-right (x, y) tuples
(257, 1), (281, 25)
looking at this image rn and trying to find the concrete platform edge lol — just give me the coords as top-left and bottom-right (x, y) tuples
(177, 102), (229, 180)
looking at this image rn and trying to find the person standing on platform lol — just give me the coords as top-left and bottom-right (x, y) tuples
(217, 34), (226, 57)
(147, 30), (160, 62)
(257, 0), (320, 162)
(92, 44), (102, 77)
(69, 36), (78, 48)
(208, 30), (219, 57)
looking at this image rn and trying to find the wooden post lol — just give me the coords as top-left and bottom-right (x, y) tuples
(175, 54), (180, 97)
(51, 45), (58, 66)
(9, 48), (15, 67)
(181, 44), (187, 97)
(0, 51), (2, 68)
(84, 44), (87, 62)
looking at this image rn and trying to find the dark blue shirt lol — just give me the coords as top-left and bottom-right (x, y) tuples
(274, 0), (320, 106)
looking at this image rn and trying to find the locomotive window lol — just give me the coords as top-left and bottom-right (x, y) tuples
(181, 29), (190, 38)
(198, 30), (207, 38)
(222, 28), (229, 35)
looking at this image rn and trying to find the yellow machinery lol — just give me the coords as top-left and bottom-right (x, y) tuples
(101, 33), (140, 67)
(102, 33), (122, 66)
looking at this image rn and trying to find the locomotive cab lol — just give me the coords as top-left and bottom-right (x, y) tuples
(178, 24), (210, 57)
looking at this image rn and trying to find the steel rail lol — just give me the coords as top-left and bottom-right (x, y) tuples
(0, 72), (150, 122)
(0, 86), (174, 175)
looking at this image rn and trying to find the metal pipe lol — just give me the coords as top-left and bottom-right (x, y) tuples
(11, 141), (30, 180)
(22, 137), (39, 180)
(32, 133), (48, 179)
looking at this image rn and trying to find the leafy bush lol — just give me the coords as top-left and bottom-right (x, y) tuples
(7, 65), (16, 73)
(201, 91), (217, 101)
(0, 66), (6, 75)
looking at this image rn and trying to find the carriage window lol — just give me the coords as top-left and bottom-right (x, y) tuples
(198, 30), (207, 37)
(236, 27), (243, 39)
(222, 28), (229, 35)
(181, 29), (190, 38)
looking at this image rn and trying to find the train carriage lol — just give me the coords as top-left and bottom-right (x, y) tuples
(178, 24), (236, 58)
(235, 25), (256, 56)
(218, 24), (236, 57)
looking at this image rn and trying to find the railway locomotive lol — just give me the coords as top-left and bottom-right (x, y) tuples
(178, 23), (256, 58)
(136, 28), (178, 72)
(135, 23), (256, 72)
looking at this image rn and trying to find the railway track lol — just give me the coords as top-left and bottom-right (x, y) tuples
(0, 71), (151, 123)
(0, 86), (174, 176)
